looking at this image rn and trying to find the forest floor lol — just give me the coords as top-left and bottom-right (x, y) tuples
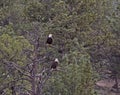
(95, 79), (120, 95)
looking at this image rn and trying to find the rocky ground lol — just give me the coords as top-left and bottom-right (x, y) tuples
(95, 79), (120, 95)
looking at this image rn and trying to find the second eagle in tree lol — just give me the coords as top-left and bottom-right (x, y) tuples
(46, 34), (53, 45)
(51, 58), (59, 70)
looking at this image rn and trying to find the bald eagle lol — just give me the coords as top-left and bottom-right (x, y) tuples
(51, 58), (59, 69)
(46, 34), (53, 45)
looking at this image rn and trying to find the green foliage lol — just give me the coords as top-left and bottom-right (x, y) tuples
(0, 33), (33, 94)
(44, 50), (95, 95)
(0, 0), (119, 94)
(0, 33), (33, 61)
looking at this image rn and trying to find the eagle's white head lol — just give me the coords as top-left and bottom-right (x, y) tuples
(48, 34), (52, 38)
(55, 58), (59, 63)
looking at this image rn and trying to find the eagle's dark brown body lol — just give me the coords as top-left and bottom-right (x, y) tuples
(51, 61), (58, 69)
(46, 37), (53, 44)
(46, 34), (53, 44)
(51, 58), (59, 69)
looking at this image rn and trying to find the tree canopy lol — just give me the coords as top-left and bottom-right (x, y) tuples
(0, 0), (120, 95)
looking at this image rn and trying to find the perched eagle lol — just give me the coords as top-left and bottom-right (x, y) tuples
(51, 58), (59, 69)
(46, 34), (53, 45)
